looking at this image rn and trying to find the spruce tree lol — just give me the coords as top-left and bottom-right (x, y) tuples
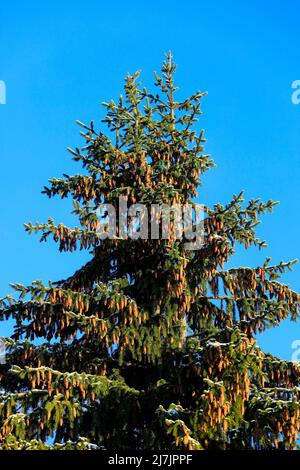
(1, 54), (300, 450)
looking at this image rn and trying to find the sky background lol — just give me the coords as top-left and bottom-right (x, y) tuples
(0, 0), (300, 359)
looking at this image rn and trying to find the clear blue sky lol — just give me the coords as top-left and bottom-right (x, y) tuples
(0, 0), (300, 359)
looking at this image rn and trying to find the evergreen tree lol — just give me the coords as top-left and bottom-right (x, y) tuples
(1, 54), (300, 450)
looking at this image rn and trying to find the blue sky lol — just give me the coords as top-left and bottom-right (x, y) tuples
(0, 0), (300, 359)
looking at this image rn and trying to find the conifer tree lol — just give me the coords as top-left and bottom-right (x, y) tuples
(1, 54), (300, 450)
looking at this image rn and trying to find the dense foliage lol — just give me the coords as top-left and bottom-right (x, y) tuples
(1, 55), (299, 450)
